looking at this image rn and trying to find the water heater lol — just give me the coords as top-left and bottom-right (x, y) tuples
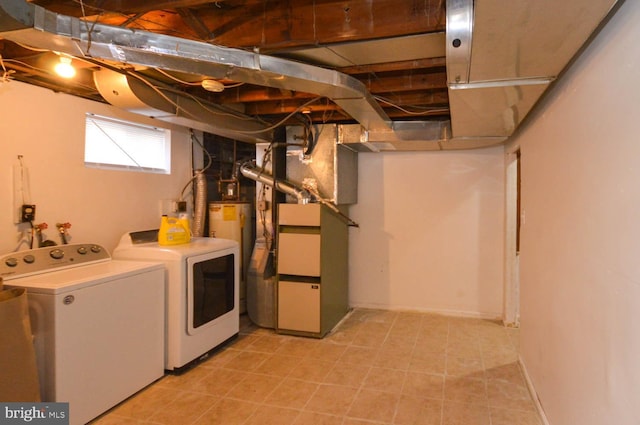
(209, 202), (252, 312)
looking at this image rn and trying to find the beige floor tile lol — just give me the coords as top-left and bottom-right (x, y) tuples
(253, 353), (302, 377)
(394, 312), (425, 326)
(340, 345), (380, 366)
(308, 341), (348, 362)
(288, 357), (335, 382)
(96, 310), (541, 425)
(402, 371), (444, 400)
(323, 362), (370, 388)
(485, 362), (525, 383)
(198, 346), (240, 368)
(264, 377), (319, 409)
(196, 398), (259, 425)
(275, 337), (322, 357)
(343, 418), (389, 425)
(374, 345), (414, 370)
(442, 400), (491, 425)
(190, 367), (248, 396)
(414, 337), (448, 354)
(351, 329), (389, 348)
(446, 354), (485, 376)
(418, 319), (449, 333)
(393, 394), (443, 425)
(351, 309), (398, 324)
(325, 327), (358, 345)
(158, 365), (210, 391)
(222, 350), (268, 372)
(486, 379), (536, 411)
(490, 407), (542, 425)
(227, 333), (262, 350)
(148, 391), (218, 424)
(246, 334), (289, 353)
(362, 367), (406, 393)
(293, 411), (344, 425)
(447, 338), (483, 359)
(347, 388), (400, 422)
(305, 384), (359, 416)
(244, 405), (301, 425)
(444, 376), (488, 405)
(91, 415), (149, 424)
(225, 372), (283, 403)
(506, 328), (520, 350)
(108, 384), (178, 419)
(387, 326), (420, 344)
(482, 347), (519, 369)
(409, 350), (446, 374)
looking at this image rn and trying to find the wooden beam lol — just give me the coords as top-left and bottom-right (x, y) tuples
(355, 71), (448, 94)
(339, 57), (447, 76)
(176, 8), (213, 40)
(205, 0), (446, 50)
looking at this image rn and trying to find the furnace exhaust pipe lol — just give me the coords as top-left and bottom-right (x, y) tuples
(240, 163), (311, 204)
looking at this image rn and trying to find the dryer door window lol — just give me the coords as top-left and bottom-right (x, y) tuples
(191, 253), (235, 330)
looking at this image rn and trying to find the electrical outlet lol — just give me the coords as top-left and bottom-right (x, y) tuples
(21, 204), (36, 222)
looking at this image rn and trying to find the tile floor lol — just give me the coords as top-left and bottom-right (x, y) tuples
(93, 309), (542, 425)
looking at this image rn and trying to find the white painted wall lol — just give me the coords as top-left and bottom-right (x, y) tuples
(0, 81), (193, 254)
(349, 147), (505, 318)
(510, 1), (640, 423)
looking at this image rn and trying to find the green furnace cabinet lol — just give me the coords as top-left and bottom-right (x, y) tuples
(276, 203), (349, 338)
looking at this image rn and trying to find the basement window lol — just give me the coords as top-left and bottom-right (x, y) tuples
(84, 113), (171, 174)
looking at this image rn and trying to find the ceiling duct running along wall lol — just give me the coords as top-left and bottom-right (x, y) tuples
(0, 0), (622, 150)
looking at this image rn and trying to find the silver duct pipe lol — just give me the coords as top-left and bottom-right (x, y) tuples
(240, 163), (311, 205)
(192, 170), (207, 237)
(0, 0), (391, 133)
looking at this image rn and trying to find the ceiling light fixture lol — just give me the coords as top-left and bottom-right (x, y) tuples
(54, 56), (76, 78)
(201, 79), (225, 92)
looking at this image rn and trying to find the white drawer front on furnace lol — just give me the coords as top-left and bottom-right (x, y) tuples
(278, 281), (320, 333)
(278, 233), (321, 276)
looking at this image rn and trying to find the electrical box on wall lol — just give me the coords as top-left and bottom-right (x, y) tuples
(20, 204), (36, 222)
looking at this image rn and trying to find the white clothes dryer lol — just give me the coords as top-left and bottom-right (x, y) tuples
(114, 230), (240, 372)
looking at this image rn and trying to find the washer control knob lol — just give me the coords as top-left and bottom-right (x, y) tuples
(5, 257), (18, 267)
(90, 245), (101, 254)
(77, 246), (88, 255)
(50, 249), (64, 260)
(23, 255), (35, 264)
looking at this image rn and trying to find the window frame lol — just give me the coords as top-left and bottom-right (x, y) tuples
(84, 113), (171, 174)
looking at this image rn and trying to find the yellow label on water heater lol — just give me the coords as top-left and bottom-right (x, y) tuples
(222, 205), (237, 221)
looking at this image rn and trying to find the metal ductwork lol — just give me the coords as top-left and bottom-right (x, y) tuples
(0, 0), (457, 150)
(91, 67), (272, 144)
(0, 0), (621, 151)
(445, 0), (620, 141)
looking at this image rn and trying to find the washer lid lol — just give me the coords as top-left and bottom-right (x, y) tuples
(3, 260), (163, 295)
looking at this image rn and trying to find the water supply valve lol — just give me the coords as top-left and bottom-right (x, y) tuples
(56, 222), (72, 245)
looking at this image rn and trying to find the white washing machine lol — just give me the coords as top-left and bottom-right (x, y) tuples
(0, 244), (165, 425)
(114, 230), (240, 372)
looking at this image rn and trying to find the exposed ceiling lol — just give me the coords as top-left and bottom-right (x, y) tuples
(0, 0), (620, 151)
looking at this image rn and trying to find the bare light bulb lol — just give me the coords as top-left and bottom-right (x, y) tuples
(54, 56), (76, 78)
